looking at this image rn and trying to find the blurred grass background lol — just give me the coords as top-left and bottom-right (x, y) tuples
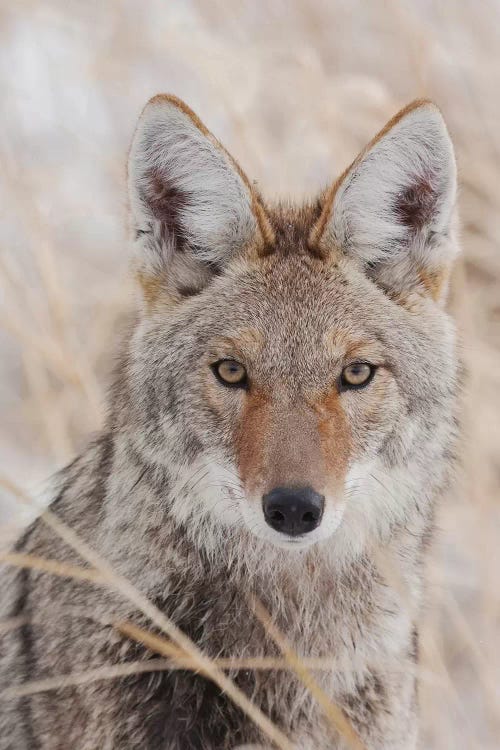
(0, 1), (499, 747)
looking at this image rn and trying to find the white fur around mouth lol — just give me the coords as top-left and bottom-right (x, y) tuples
(273, 536), (314, 548)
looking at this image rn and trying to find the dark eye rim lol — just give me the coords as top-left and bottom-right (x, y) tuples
(339, 362), (377, 391)
(211, 359), (249, 389)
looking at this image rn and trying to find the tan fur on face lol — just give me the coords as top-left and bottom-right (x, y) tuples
(325, 327), (386, 365)
(236, 388), (271, 494)
(209, 329), (264, 362)
(236, 384), (352, 501)
(313, 389), (352, 493)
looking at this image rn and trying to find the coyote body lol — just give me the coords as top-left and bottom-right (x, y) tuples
(1, 97), (460, 749)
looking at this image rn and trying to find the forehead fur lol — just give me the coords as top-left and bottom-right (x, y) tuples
(262, 200), (325, 257)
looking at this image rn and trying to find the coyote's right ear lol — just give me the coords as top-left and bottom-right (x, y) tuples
(128, 95), (272, 304)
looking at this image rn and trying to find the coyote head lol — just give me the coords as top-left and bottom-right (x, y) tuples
(124, 95), (459, 556)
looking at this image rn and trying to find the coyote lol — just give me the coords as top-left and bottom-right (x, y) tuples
(1, 95), (460, 749)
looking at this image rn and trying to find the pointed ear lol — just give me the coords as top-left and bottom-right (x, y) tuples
(310, 100), (458, 303)
(128, 95), (273, 304)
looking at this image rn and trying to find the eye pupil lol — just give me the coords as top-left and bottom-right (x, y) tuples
(213, 359), (248, 388)
(341, 362), (374, 389)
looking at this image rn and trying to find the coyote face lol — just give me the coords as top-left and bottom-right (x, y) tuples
(126, 96), (458, 554)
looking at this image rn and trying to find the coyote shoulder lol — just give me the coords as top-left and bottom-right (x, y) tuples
(1, 95), (460, 749)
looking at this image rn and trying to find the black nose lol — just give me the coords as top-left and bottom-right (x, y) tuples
(262, 486), (324, 536)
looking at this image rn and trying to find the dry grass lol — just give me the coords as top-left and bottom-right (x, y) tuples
(0, 1), (499, 747)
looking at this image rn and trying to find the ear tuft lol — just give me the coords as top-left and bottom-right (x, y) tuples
(143, 168), (189, 237)
(394, 172), (439, 231)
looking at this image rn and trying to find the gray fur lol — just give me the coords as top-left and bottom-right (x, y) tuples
(0, 97), (460, 749)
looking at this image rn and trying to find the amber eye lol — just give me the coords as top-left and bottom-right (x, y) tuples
(212, 359), (248, 388)
(341, 362), (375, 389)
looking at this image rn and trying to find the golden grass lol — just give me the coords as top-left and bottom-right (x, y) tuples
(0, 1), (499, 747)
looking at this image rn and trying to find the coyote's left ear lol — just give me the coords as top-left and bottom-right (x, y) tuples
(310, 100), (458, 303)
(128, 95), (273, 305)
